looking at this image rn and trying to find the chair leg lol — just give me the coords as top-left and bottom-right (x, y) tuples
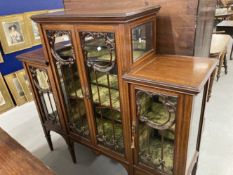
(217, 55), (224, 81)
(230, 43), (233, 60)
(223, 53), (228, 74)
(45, 130), (54, 151)
(207, 68), (217, 102)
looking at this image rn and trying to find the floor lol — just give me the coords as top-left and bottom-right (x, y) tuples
(1, 51), (233, 175)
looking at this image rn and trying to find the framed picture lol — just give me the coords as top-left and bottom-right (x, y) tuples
(0, 51), (3, 63)
(0, 73), (14, 114)
(48, 8), (64, 13)
(24, 10), (48, 46)
(0, 14), (31, 54)
(16, 69), (33, 102)
(4, 72), (28, 106)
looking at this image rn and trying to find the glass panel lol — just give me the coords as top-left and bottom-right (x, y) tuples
(29, 66), (60, 125)
(80, 32), (124, 154)
(136, 90), (177, 174)
(132, 22), (153, 62)
(46, 30), (90, 139)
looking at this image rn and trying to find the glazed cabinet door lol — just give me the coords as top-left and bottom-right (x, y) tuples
(131, 85), (178, 175)
(26, 64), (62, 131)
(44, 25), (91, 142)
(76, 27), (125, 156)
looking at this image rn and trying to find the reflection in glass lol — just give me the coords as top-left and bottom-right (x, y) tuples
(12, 78), (25, 96)
(30, 67), (59, 124)
(132, 22), (153, 62)
(0, 91), (6, 106)
(46, 30), (90, 139)
(80, 32), (124, 154)
(136, 90), (177, 174)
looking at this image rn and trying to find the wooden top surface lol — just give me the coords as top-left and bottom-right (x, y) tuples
(123, 55), (218, 95)
(32, 5), (160, 23)
(16, 48), (47, 65)
(210, 34), (231, 54)
(0, 128), (55, 175)
(217, 20), (233, 27)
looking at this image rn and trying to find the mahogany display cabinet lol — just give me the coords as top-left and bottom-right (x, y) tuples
(17, 5), (217, 175)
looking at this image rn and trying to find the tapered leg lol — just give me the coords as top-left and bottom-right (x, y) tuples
(45, 130), (54, 151)
(207, 68), (217, 102)
(217, 54), (224, 81)
(223, 53), (228, 74)
(230, 43), (233, 60)
(65, 139), (76, 163)
(192, 162), (198, 175)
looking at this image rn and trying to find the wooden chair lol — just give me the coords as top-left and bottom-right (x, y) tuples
(208, 34), (231, 101)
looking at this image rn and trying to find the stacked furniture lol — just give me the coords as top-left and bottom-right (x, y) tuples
(17, 5), (217, 175)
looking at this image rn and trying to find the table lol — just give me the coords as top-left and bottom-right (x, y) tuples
(208, 34), (231, 101)
(217, 20), (233, 59)
(0, 128), (55, 175)
(215, 9), (233, 20)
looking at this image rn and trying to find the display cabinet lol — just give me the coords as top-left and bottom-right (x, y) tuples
(17, 5), (217, 175)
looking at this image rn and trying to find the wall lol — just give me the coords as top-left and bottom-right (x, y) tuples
(0, 0), (64, 75)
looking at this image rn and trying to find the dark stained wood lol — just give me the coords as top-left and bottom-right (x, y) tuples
(0, 128), (55, 175)
(62, 0), (216, 56)
(16, 48), (48, 65)
(123, 55), (218, 95)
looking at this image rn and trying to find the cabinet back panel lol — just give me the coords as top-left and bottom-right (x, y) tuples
(63, 0), (216, 56)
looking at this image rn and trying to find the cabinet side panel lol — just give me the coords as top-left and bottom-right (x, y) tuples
(186, 90), (204, 173)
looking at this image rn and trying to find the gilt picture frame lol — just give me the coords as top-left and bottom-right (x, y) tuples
(24, 10), (48, 46)
(0, 73), (14, 114)
(48, 8), (64, 13)
(0, 14), (31, 54)
(4, 72), (28, 106)
(16, 69), (33, 102)
(0, 51), (3, 63)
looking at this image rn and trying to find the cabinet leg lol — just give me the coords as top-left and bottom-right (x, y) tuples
(66, 139), (76, 163)
(192, 162), (197, 175)
(45, 130), (54, 151)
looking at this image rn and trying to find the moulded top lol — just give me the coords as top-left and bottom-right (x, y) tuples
(123, 55), (218, 95)
(16, 48), (48, 65)
(32, 5), (160, 23)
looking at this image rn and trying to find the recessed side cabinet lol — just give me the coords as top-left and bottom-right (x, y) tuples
(17, 50), (76, 162)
